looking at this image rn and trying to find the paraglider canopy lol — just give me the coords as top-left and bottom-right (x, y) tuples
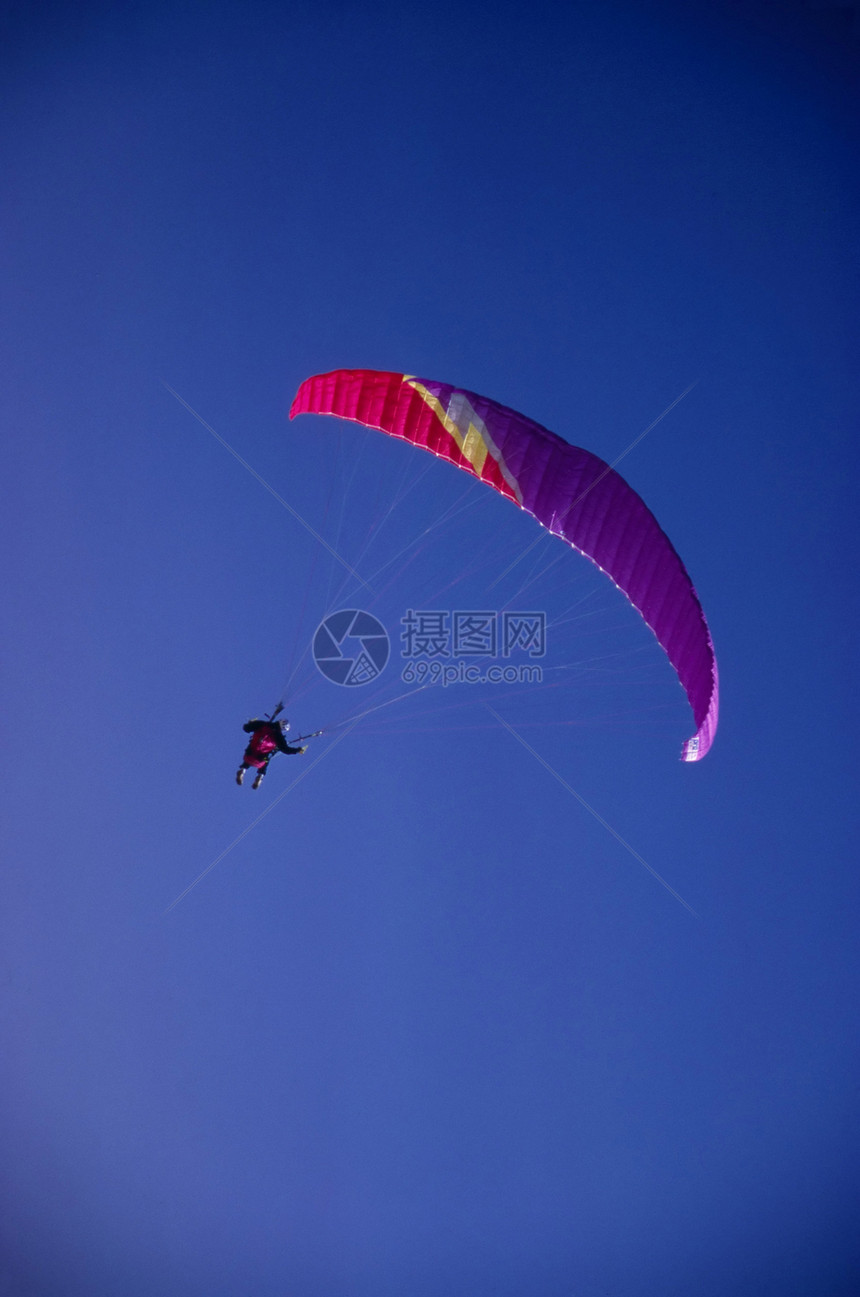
(290, 369), (719, 761)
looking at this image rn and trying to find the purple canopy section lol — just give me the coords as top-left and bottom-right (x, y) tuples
(417, 378), (719, 761)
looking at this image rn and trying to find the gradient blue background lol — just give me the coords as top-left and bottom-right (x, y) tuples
(2, 2), (858, 1293)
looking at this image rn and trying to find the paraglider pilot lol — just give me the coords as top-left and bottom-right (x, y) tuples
(236, 718), (306, 789)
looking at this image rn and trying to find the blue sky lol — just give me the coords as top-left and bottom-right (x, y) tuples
(2, 2), (858, 1294)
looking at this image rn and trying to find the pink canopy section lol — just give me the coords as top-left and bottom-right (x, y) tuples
(290, 369), (719, 760)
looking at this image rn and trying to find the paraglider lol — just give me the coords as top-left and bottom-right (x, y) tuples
(290, 369), (718, 760)
(236, 710), (308, 789)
